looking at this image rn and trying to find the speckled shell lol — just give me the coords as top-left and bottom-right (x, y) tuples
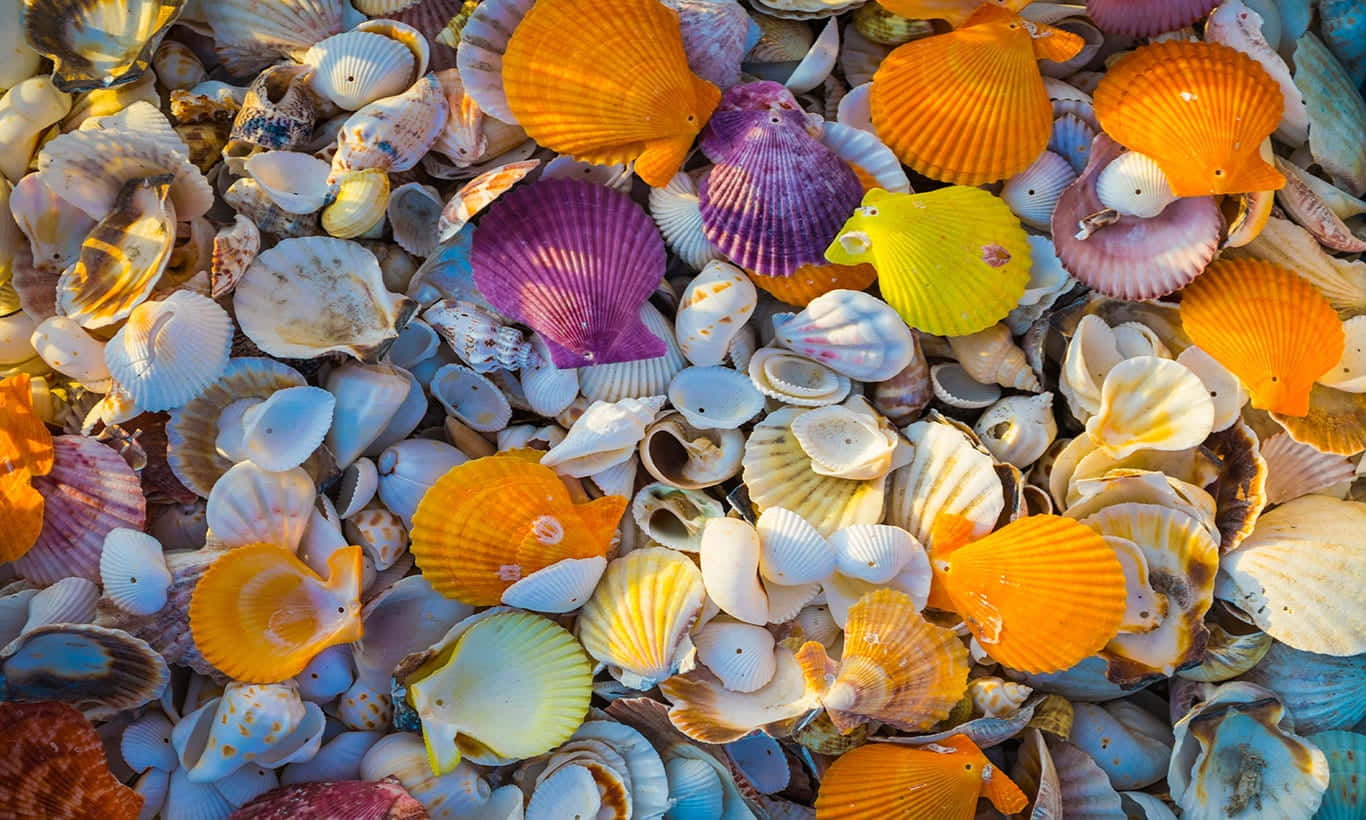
(331, 75), (451, 176)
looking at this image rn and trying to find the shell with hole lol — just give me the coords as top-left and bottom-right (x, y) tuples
(303, 30), (418, 111)
(666, 366), (765, 430)
(638, 411), (745, 490)
(788, 395), (906, 481)
(974, 392), (1059, 468)
(674, 260), (756, 367)
(171, 681), (324, 782)
(630, 483), (725, 552)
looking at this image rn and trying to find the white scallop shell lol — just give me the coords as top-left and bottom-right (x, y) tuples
(829, 524), (919, 585)
(99, 528), (171, 616)
(788, 396), (904, 481)
(336, 458), (380, 519)
(930, 362), (1002, 409)
(244, 150), (333, 216)
(206, 460), (316, 551)
(325, 362), (411, 468)
(1259, 432), (1355, 506)
(699, 517), (769, 625)
(1086, 357), (1215, 460)
(21, 576), (98, 633)
(105, 292), (232, 412)
(387, 182), (444, 258)
(214, 764), (279, 809)
(238, 386), (336, 472)
(630, 483), (725, 552)
(293, 644), (354, 703)
(772, 289), (916, 382)
(665, 757), (725, 819)
(1174, 346), (1247, 433)
(1002, 149), (1077, 230)
(578, 304), (688, 402)
(527, 764), (600, 820)
(667, 365), (765, 430)
(818, 119), (910, 193)
(501, 555), (608, 614)
(121, 711), (178, 773)
(755, 506), (835, 585)
(973, 392), (1059, 468)
(747, 347), (851, 407)
(542, 154), (635, 192)
(376, 438), (468, 527)
(763, 578), (822, 624)
(675, 261), (757, 368)
(543, 395), (667, 478)
(430, 363), (513, 432)
(454, 0), (535, 123)
(694, 619), (778, 693)
(1096, 150), (1178, 218)
(304, 30), (416, 111)
(520, 333), (579, 418)
(165, 766), (233, 819)
(36, 127), (214, 221)
(1060, 315), (1125, 421)
(887, 419), (1005, 547)
(649, 171), (724, 271)
(29, 315), (110, 386)
(280, 730), (382, 785)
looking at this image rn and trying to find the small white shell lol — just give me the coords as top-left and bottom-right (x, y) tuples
(238, 386), (336, 472)
(244, 151), (334, 214)
(829, 524), (917, 584)
(543, 395), (667, 478)
(649, 171), (724, 271)
(667, 366), (765, 430)
(429, 363), (513, 432)
(694, 619), (778, 693)
(1096, 150), (1178, 218)
(946, 322), (1041, 392)
(280, 730), (383, 785)
(215, 764), (279, 809)
(630, 483), (725, 552)
(304, 30), (416, 111)
(293, 644), (355, 703)
(376, 438), (468, 527)
(930, 362), (1001, 409)
(665, 757), (724, 819)
(699, 517), (769, 625)
(520, 334), (579, 418)
(99, 528), (171, 616)
(788, 396), (904, 481)
(755, 507), (835, 585)
(973, 392), (1059, 468)
(527, 764), (600, 820)
(105, 292), (233, 412)
(336, 458), (380, 519)
(121, 711), (178, 773)
(22, 576), (98, 633)
(675, 261), (757, 367)
(1001, 149), (1078, 230)
(206, 461), (316, 551)
(772, 289), (917, 382)
(29, 315), (110, 386)
(500, 555), (608, 613)
(747, 347), (851, 407)
(818, 120), (911, 193)
(165, 766), (233, 819)
(326, 362), (410, 468)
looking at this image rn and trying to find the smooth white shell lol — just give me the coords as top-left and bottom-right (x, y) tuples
(376, 438), (468, 527)
(325, 362), (410, 468)
(29, 315), (111, 386)
(105, 292), (233, 412)
(293, 644), (355, 703)
(699, 517), (769, 625)
(244, 151), (334, 214)
(430, 363), (513, 432)
(239, 386), (336, 472)
(99, 528), (171, 616)
(543, 395), (667, 478)
(667, 365), (765, 430)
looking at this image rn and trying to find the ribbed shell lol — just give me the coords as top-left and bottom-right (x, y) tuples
(886, 419), (1003, 548)
(24, 0), (181, 92)
(455, 0), (535, 123)
(471, 179), (666, 368)
(36, 127), (214, 221)
(331, 76), (451, 175)
(0, 702), (144, 818)
(1085, 0), (1218, 36)
(202, 0), (346, 75)
(99, 528), (171, 616)
(105, 292), (233, 412)
(578, 304), (687, 402)
(232, 779), (427, 820)
(1000, 150), (1076, 231)
(648, 171), (724, 272)
(304, 31), (417, 110)
(1310, 730), (1366, 820)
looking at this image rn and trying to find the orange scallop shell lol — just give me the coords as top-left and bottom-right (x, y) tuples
(870, 6), (1083, 184)
(410, 454), (625, 605)
(0, 702), (142, 819)
(501, 0), (720, 187)
(747, 262), (878, 307)
(872, 0), (1032, 27)
(0, 374), (54, 477)
(929, 514), (1127, 674)
(814, 734), (1027, 820)
(1093, 41), (1285, 197)
(0, 469), (44, 563)
(1179, 259), (1344, 417)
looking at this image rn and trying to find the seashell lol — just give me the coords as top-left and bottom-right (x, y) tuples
(770, 289), (914, 383)
(223, 177), (322, 238)
(0, 78), (69, 185)
(1241, 642), (1366, 734)
(638, 410), (745, 492)
(1309, 730), (1366, 820)
(541, 154), (635, 192)
(974, 393), (1058, 468)
(827, 186), (1031, 337)
(1268, 384), (1366, 457)
(99, 528), (171, 616)
(500, 555), (606, 614)
(1093, 150), (1178, 220)
(322, 169), (391, 240)
(304, 31), (417, 111)
(579, 547), (705, 690)
(870, 350), (931, 431)
(526, 765), (603, 820)
(699, 517), (769, 625)
(386, 320), (440, 371)
(20, 576), (98, 634)
(871, 7), (1082, 184)
(743, 406), (886, 536)
(1180, 259), (1344, 418)
(947, 323), (1041, 392)
(1176, 620), (1272, 683)
(1053, 136), (1223, 301)
(788, 396), (904, 482)
(438, 159), (540, 238)
(0, 702), (144, 816)
(344, 508), (409, 572)
(1175, 345), (1248, 434)
(968, 677), (1032, 719)
(1275, 160), (1366, 253)
(225, 65), (320, 162)
(386, 183), (443, 258)
(121, 710), (178, 774)
(1169, 682), (1330, 820)
(1001, 150), (1078, 230)
(814, 735), (1028, 818)
(202, 0), (345, 75)
(501, 0), (717, 186)
(1260, 432), (1355, 505)
(1294, 33), (1366, 197)
(851, 2), (933, 45)
(103, 291), (232, 413)
(376, 438), (468, 527)
(1206, 0), (1307, 144)
(235, 237), (416, 362)
(236, 777), (423, 819)
(667, 366), (764, 430)
(1216, 495), (1366, 656)
(1050, 112), (1096, 173)
(697, 82), (861, 278)
(452, 0), (534, 124)
(208, 216), (259, 300)
(16, 435), (143, 584)
(886, 419), (1003, 548)
(163, 764), (234, 817)
(517, 334), (579, 418)
(24, 0), (180, 92)
(407, 609), (592, 773)
(673, 0), (754, 91)
(190, 544), (363, 683)
(360, 734), (494, 815)
(1085, 357), (1214, 460)
(630, 483), (723, 553)
(423, 298), (535, 374)
(236, 386), (335, 473)
(244, 151), (333, 215)
(172, 682), (322, 782)
(544, 395), (666, 478)
(150, 40), (205, 91)
(818, 119), (912, 194)
(430, 363), (513, 432)
(830, 523), (922, 587)
(331, 75), (450, 176)
(473, 179), (666, 368)
(747, 346), (851, 407)
(29, 316), (110, 387)
(675, 260), (756, 367)
(755, 506), (835, 586)
(410, 454), (622, 605)
(1083, 0), (1216, 36)
(1069, 700), (1173, 790)
(37, 126), (213, 223)
(293, 644), (355, 703)
(694, 618), (778, 693)
(1, 622), (168, 719)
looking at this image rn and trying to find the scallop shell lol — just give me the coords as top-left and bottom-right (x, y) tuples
(1295, 33), (1366, 196)
(429, 363), (513, 432)
(121, 711), (178, 773)
(99, 528), (171, 617)
(694, 619), (778, 693)
(788, 396), (904, 482)
(1241, 642), (1366, 733)
(754, 507), (835, 587)
(1095, 150), (1177, 219)
(202, 0), (345, 75)
(21, 576), (97, 634)
(331, 75), (450, 176)
(819, 119), (911, 194)
(0, 701), (144, 817)
(305, 30), (417, 111)
(1260, 432), (1356, 505)
(1001, 150), (1078, 230)
(235, 237), (417, 362)
(578, 547), (705, 690)
(667, 366), (764, 431)
(453, 0), (534, 123)
(886, 419), (1004, 548)
(675, 261), (756, 368)
(1086, 357), (1215, 460)
(0, 622), (168, 719)
(674, 0), (754, 90)
(104, 292), (232, 412)
(500, 555), (606, 614)
(24, 0), (181, 92)
(1050, 112), (1096, 173)
(1309, 730), (1366, 820)
(771, 289), (915, 383)
(36, 126), (214, 222)
(578, 305), (688, 403)
(699, 517), (769, 625)
(384, 183), (442, 258)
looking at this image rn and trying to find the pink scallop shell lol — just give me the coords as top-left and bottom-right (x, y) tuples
(1086, 0), (1219, 37)
(229, 777), (427, 819)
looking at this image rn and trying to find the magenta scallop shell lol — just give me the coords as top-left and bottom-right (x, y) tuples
(698, 81), (863, 278)
(471, 178), (667, 368)
(15, 436), (146, 585)
(1086, 0), (1220, 37)
(229, 777), (428, 819)
(1050, 134), (1222, 301)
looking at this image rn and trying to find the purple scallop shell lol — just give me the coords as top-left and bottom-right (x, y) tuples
(677, 0), (757, 90)
(1086, 0), (1219, 37)
(229, 777), (428, 819)
(1051, 134), (1223, 301)
(698, 82), (863, 278)
(14, 436), (146, 585)
(471, 178), (667, 368)
(382, 0), (467, 71)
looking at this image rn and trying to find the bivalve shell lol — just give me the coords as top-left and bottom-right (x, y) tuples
(772, 289), (916, 382)
(304, 30), (417, 110)
(755, 506), (835, 585)
(667, 366), (764, 430)
(694, 619), (778, 693)
(99, 528), (171, 616)
(430, 363), (513, 432)
(747, 346), (851, 407)
(699, 517), (769, 625)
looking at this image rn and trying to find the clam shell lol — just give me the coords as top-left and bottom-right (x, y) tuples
(239, 386), (335, 472)
(755, 506), (835, 585)
(173, 682), (325, 782)
(886, 419), (1003, 548)
(667, 366), (764, 430)
(206, 460), (315, 551)
(520, 334), (579, 418)
(21, 576), (98, 633)
(99, 528), (171, 617)
(500, 555), (607, 614)
(1, 622), (168, 720)
(376, 438), (467, 527)
(387, 183), (443, 258)
(747, 347), (851, 407)
(788, 396), (903, 481)
(675, 0), (754, 89)
(244, 151), (333, 216)
(29, 316), (111, 386)
(526, 765), (601, 819)
(1001, 150), (1078, 230)
(829, 524), (920, 585)
(1086, 357), (1214, 460)
(304, 30), (417, 111)
(278, 731), (382, 784)
(1050, 112), (1096, 173)
(675, 260), (756, 368)
(24, 0), (180, 92)
(0, 701), (144, 816)
(694, 619), (778, 693)
(699, 517), (769, 625)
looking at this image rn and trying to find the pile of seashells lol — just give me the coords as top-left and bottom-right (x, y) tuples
(1, 0), (1365, 817)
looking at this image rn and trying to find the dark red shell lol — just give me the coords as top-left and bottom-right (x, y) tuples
(229, 777), (428, 820)
(0, 702), (143, 820)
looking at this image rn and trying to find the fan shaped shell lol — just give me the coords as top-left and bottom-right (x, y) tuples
(1, 623), (169, 719)
(1086, 357), (1215, 460)
(1085, 0), (1218, 37)
(24, 0), (182, 92)
(99, 528), (171, 616)
(772, 289), (915, 382)
(36, 127), (213, 221)
(304, 30), (417, 111)
(105, 291), (232, 412)
(886, 419), (1004, 548)
(0, 702), (144, 818)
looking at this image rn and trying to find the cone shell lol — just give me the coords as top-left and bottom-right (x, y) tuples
(815, 734), (1028, 819)
(0, 702), (144, 818)
(887, 419), (1004, 548)
(932, 514), (1126, 674)
(698, 82), (863, 278)
(1179, 258), (1344, 417)
(870, 6), (1082, 184)
(500, 0), (719, 186)
(407, 610), (591, 771)
(0, 623), (168, 719)
(824, 187), (1031, 337)
(1086, 357), (1215, 460)
(1093, 41), (1284, 196)
(471, 179), (666, 368)
(577, 547), (705, 689)
(410, 454), (623, 605)
(105, 291), (232, 412)
(189, 544), (364, 683)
